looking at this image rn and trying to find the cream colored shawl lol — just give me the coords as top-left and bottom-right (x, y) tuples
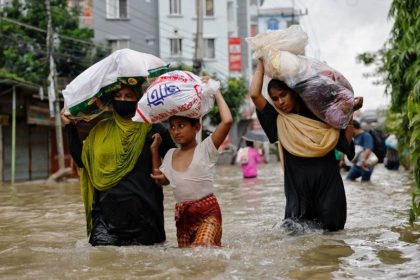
(276, 110), (340, 167)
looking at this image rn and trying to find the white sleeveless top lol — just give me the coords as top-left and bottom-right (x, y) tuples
(160, 136), (220, 203)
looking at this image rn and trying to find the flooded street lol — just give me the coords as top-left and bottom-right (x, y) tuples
(0, 163), (419, 279)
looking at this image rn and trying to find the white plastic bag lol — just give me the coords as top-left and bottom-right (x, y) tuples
(354, 145), (378, 168)
(385, 134), (398, 150)
(236, 147), (249, 164)
(132, 71), (218, 123)
(62, 48), (168, 121)
(246, 25), (308, 57)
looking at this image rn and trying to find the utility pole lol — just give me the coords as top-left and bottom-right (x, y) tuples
(46, 0), (65, 172)
(193, 0), (204, 142)
(193, 0), (204, 75)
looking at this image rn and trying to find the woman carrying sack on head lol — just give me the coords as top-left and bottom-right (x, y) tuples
(62, 83), (176, 246)
(250, 59), (363, 232)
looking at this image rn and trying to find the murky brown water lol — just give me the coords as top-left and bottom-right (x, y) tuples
(0, 163), (419, 279)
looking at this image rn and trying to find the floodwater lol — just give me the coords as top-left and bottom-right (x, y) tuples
(0, 163), (419, 279)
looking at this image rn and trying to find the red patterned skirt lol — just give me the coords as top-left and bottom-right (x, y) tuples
(174, 193), (222, 248)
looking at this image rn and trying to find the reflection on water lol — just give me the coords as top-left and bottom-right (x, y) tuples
(377, 249), (411, 265)
(287, 240), (354, 279)
(0, 163), (419, 279)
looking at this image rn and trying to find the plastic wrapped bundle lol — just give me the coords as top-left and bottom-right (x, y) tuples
(246, 25), (308, 57)
(290, 56), (354, 129)
(247, 26), (354, 129)
(132, 71), (219, 124)
(62, 49), (169, 121)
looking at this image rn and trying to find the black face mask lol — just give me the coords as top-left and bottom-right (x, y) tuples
(112, 100), (137, 117)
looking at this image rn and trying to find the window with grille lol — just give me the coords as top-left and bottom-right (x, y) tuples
(204, 38), (215, 59)
(106, 0), (128, 19)
(170, 38), (182, 56)
(267, 18), (279, 30)
(169, 0), (181, 15)
(205, 0), (214, 17)
(108, 39), (130, 52)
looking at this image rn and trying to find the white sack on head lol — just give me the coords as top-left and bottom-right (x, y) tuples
(246, 25), (308, 57)
(62, 48), (168, 121)
(133, 71), (219, 124)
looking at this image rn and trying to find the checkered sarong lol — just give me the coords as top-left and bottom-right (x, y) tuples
(175, 193), (222, 248)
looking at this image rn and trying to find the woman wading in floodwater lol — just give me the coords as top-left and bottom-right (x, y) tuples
(250, 59), (363, 232)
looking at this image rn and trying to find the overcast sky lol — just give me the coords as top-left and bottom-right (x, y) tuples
(294, 0), (393, 111)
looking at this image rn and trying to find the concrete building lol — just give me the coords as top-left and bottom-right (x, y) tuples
(257, 0), (303, 32)
(158, 0), (236, 79)
(91, 0), (160, 55)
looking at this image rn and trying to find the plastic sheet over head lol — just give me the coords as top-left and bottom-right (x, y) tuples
(62, 49), (169, 122)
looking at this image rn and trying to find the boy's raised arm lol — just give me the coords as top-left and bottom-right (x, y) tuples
(150, 133), (170, 186)
(211, 91), (233, 149)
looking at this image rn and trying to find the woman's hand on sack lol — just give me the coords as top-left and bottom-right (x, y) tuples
(87, 97), (104, 109)
(354, 96), (363, 111)
(60, 108), (72, 126)
(151, 133), (162, 152)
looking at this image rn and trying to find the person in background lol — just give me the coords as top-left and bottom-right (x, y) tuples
(336, 149), (351, 172)
(346, 120), (375, 182)
(237, 140), (265, 179)
(250, 58), (362, 232)
(61, 83), (175, 246)
(384, 133), (400, 170)
(150, 87), (233, 247)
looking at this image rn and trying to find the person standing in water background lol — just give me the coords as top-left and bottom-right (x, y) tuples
(250, 58), (363, 233)
(346, 120), (376, 182)
(61, 82), (176, 246)
(236, 140), (265, 179)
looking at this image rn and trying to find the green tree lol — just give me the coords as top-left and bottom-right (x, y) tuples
(357, 0), (420, 223)
(207, 77), (248, 125)
(0, 0), (100, 86)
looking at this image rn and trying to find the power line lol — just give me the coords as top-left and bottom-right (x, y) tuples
(95, 2), (231, 77)
(0, 33), (95, 68)
(93, 3), (230, 61)
(0, 15), (96, 46)
(1, 5), (232, 79)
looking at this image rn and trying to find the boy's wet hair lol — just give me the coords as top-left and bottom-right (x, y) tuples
(169, 115), (200, 126)
(352, 119), (361, 129)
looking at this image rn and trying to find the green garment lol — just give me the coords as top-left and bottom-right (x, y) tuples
(80, 112), (151, 235)
(335, 149), (343, 161)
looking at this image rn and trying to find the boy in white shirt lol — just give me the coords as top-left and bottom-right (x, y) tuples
(150, 89), (232, 247)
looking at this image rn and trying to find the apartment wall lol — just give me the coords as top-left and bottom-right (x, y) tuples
(93, 0), (160, 55)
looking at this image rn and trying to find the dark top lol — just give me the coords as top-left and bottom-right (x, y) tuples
(65, 123), (175, 246)
(256, 101), (354, 231)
